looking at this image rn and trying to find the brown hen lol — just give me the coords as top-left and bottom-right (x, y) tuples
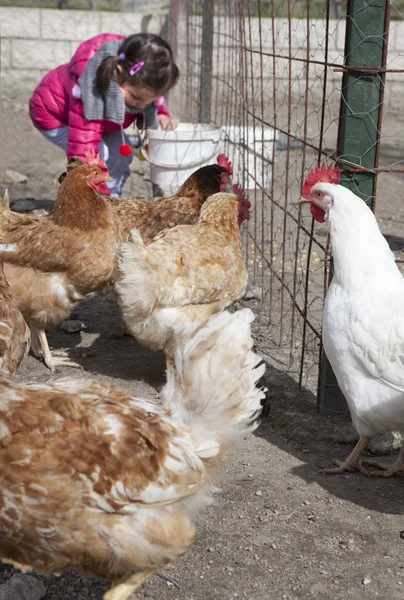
(0, 308), (265, 600)
(0, 164), (122, 371)
(61, 153), (233, 242)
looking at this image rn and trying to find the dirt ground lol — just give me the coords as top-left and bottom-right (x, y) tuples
(1, 104), (404, 600)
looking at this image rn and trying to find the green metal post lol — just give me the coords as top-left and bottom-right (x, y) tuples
(199, 0), (214, 124)
(319, 0), (390, 411)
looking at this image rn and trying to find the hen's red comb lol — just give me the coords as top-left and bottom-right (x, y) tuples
(302, 161), (341, 196)
(84, 150), (109, 173)
(217, 153), (233, 176)
(232, 183), (251, 208)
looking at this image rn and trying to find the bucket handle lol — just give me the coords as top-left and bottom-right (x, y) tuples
(140, 128), (225, 170)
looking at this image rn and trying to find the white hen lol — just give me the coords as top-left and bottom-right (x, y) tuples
(300, 162), (404, 476)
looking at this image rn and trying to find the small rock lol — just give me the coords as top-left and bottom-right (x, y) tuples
(207, 547), (214, 553)
(10, 199), (36, 213)
(61, 320), (88, 333)
(0, 574), (46, 600)
(362, 576), (372, 586)
(244, 286), (262, 301)
(276, 138), (304, 151)
(255, 490), (262, 496)
(3, 169), (28, 184)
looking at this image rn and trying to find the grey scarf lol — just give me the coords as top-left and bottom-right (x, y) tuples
(78, 40), (158, 129)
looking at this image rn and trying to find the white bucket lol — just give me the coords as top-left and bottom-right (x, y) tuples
(221, 125), (277, 190)
(144, 123), (223, 196)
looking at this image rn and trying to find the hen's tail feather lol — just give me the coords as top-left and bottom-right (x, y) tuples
(115, 228), (157, 320)
(161, 308), (266, 459)
(1, 190), (10, 212)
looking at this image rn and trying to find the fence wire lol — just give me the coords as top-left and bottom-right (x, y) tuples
(170, 0), (404, 399)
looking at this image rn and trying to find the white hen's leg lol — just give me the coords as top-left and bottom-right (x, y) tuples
(319, 436), (371, 475)
(364, 444), (404, 477)
(103, 569), (156, 600)
(166, 357), (175, 380)
(30, 327), (82, 372)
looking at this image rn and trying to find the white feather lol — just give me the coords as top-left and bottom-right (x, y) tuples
(0, 244), (16, 252)
(161, 308), (266, 447)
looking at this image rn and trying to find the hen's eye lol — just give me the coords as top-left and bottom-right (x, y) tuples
(316, 191), (322, 198)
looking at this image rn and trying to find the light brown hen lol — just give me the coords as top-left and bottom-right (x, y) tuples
(114, 190), (250, 376)
(0, 308), (265, 600)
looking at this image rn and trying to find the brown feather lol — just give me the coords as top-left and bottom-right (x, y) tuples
(0, 262), (30, 377)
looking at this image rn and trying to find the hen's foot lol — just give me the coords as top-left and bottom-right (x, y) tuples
(364, 461), (404, 477)
(44, 350), (83, 372)
(29, 328), (81, 372)
(318, 436), (371, 475)
(362, 443), (404, 477)
(319, 458), (369, 475)
(103, 569), (155, 600)
(363, 458), (404, 477)
(120, 321), (132, 336)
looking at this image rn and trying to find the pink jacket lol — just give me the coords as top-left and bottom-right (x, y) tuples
(29, 33), (171, 160)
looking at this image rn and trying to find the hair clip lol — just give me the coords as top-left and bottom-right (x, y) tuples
(119, 52), (126, 60)
(129, 61), (144, 76)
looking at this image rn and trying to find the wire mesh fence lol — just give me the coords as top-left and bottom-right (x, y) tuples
(170, 0), (404, 403)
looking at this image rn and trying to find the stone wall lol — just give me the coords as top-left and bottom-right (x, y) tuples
(0, 7), (169, 107)
(1, 8), (403, 113)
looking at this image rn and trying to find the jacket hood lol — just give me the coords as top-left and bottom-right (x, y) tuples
(69, 33), (125, 79)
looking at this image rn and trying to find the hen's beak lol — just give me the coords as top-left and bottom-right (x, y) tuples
(294, 196), (311, 205)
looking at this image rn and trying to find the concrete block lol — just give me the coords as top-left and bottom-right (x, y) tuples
(70, 39), (81, 57)
(0, 7), (40, 39)
(331, 18), (346, 50)
(0, 38), (11, 71)
(386, 78), (404, 102)
(99, 12), (166, 37)
(12, 39), (71, 70)
(0, 68), (43, 101)
(387, 52), (404, 72)
(389, 21), (404, 52)
(41, 9), (101, 41)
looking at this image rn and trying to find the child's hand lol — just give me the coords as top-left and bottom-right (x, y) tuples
(158, 114), (179, 131)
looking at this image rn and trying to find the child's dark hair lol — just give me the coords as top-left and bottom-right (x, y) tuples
(96, 33), (179, 94)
